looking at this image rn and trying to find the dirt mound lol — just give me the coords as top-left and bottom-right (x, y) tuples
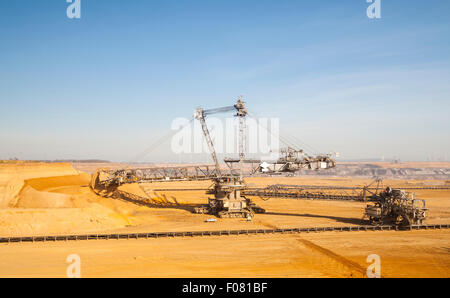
(0, 162), (79, 208)
(14, 185), (75, 208)
(0, 169), (132, 236)
(11, 174), (91, 208)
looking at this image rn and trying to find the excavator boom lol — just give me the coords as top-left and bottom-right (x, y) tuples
(194, 98), (247, 179)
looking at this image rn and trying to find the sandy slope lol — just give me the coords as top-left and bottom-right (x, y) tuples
(0, 163), (132, 236)
(0, 162), (79, 207)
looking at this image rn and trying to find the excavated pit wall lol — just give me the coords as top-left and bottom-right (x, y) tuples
(0, 162), (80, 208)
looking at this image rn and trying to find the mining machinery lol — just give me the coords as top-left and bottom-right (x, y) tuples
(192, 97), (265, 218)
(243, 178), (428, 227)
(90, 97), (336, 219)
(364, 187), (427, 226)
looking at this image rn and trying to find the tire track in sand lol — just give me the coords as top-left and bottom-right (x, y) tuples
(258, 220), (371, 278)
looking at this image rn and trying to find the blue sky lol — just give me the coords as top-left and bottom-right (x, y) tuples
(0, 0), (449, 162)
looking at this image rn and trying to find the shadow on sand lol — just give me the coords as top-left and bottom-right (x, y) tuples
(263, 211), (365, 225)
(92, 184), (201, 213)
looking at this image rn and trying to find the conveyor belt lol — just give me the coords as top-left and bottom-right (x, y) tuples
(1, 224), (449, 244)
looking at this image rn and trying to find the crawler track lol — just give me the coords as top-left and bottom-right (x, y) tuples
(1, 224), (449, 244)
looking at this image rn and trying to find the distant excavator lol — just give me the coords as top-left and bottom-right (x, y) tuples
(225, 147), (335, 175)
(364, 187), (427, 226)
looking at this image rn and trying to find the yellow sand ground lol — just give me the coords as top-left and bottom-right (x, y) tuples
(1, 231), (448, 278)
(0, 162), (449, 277)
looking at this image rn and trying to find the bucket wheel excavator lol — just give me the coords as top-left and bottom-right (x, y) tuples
(364, 187), (427, 227)
(90, 97), (336, 219)
(193, 98), (264, 219)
